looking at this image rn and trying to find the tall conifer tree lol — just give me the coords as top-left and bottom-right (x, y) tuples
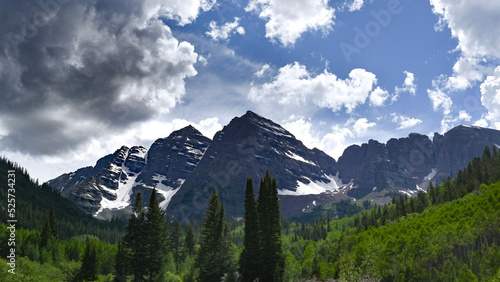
(240, 178), (261, 282)
(145, 188), (167, 281)
(196, 189), (232, 282)
(171, 220), (184, 267)
(124, 192), (147, 281)
(40, 207), (58, 249)
(257, 171), (284, 282)
(185, 222), (195, 255)
(79, 240), (98, 281)
(114, 239), (128, 282)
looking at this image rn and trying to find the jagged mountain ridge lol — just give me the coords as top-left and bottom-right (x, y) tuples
(47, 112), (500, 221)
(338, 125), (500, 202)
(48, 126), (211, 219)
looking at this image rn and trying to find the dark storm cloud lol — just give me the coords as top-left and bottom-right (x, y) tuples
(0, 0), (199, 155)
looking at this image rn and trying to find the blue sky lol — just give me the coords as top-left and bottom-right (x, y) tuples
(1, 0), (500, 181)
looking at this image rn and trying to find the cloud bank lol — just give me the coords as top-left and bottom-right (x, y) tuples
(0, 0), (210, 155)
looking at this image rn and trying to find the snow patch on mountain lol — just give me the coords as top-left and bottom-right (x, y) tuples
(152, 174), (185, 209)
(279, 174), (343, 196)
(416, 184), (426, 192)
(424, 168), (437, 181)
(399, 189), (417, 197)
(285, 150), (317, 166)
(109, 163), (122, 174)
(95, 167), (138, 216)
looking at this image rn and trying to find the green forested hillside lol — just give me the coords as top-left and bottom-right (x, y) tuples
(280, 147), (500, 281)
(2, 148), (500, 281)
(281, 181), (500, 281)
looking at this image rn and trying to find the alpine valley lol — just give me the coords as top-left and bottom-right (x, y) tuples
(48, 111), (500, 221)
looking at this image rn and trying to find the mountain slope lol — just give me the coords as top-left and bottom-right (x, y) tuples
(433, 125), (500, 182)
(337, 125), (500, 202)
(334, 181), (500, 280)
(167, 111), (343, 221)
(48, 126), (211, 219)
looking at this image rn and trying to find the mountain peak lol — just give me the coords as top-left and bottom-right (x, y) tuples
(242, 110), (264, 119)
(168, 125), (204, 139)
(237, 110), (294, 138)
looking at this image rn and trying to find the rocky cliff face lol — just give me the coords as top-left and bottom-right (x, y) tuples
(167, 111), (341, 221)
(337, 125), (500, 201)
(48, 126), (210, 219)
(49, 145), (147, 216)
(433, 125), (500, 183)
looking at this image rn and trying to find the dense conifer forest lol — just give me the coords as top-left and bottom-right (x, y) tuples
(2, 147), (500, 281)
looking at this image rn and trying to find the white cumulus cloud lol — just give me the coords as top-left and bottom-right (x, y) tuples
(206, 17), (246, 41)
(391, 114), (423, 130)
(394, 71), (417, 99)
(348, 0), (364, 12)
(440, 110), (475, 133)
(430, 0), (500, 59)
(480, 67), (500, 129)
(255, 64), (271, 78)
(370, 87), (390, 107)
(283, 118), (355, 160)
(246, 0), (335, 46)
(148, 0), (216, 26)
(248, 62), (378, 114)
(428, 88), (453, 116)
(352, 118), (376, 136)
(457, 110), (472, 122)
(429, 0), (500, 108)
(283, 117), (380, 160)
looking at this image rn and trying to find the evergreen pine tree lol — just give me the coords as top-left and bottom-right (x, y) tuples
(381, 205), (389, 226)
(219, 204), (235, 277)
(428, 181), (438, 205)
(184, 222), (195, 255)
(171, 220), (184, 267)
(114, 239), (128, 282)
(257, 171), (284, 282)
(40, 207), (58, 249)
(48, 207), (58, 240)
(240, 178), (261, 282)
(40, 207), (60, 262)
(416, 190), (429, 213)
(144, 188), (167, 281)
(196, 189), (233, 282)
(124, 192), (148, 281)
(327, 212), (331, 232)
(78, 240), (98, 281)
(40, 218), (52, 249)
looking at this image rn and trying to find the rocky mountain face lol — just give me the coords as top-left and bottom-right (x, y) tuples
(48, 112), (500, 221)
(167, 111), (342, 221)
(48, 126), (211, 219)
(337, 125), (500, 202)
(433, 125), (500, 182)
(48, 145), (146, 216)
